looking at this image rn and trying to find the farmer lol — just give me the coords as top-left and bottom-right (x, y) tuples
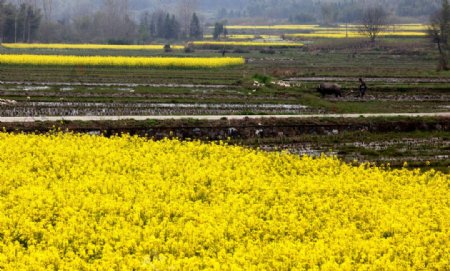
(359, 78), (367, 98)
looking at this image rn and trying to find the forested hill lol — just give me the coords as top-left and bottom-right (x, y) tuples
(136, 0), (440, 20)
(3, 0), (441, 22)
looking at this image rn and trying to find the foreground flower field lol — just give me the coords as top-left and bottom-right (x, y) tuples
(0, 133), (448, 270)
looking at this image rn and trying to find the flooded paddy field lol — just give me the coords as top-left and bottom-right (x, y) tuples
(1, 78), (449, 116)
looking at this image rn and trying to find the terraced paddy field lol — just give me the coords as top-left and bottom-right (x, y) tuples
(0, 37), (449, 170)
(1, 38), (449, 113)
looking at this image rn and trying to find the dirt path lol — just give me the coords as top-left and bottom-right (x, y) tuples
(1, 112), (449, 123)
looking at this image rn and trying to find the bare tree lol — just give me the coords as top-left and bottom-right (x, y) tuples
(429, 0), (450, 70)
(42, 0), (53, 21)
(177, 0), (197, 38)
(0, 0), (4, 43)
(100, 0), (135, 41)
(320, 3), (338, 26)
(358, 6), (389, 42)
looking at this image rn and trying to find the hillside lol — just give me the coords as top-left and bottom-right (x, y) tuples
(6, 0), (440, 22)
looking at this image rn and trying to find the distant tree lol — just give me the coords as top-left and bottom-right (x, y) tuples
(156, 12), (165, 38)
(161, 13), (180, 40)
(289, 12), (316, 24)
(14, 3), (41, 43)
(138, 11), (151, 43)
(338, 5), (365, 23)
(163, 14), (171, 39)
(223, 26), (228, 39)
(320, 3), (338, 26)
(0, 0), (5, 43)
(137, 10), (170, 41)
(216, 8), (227, 19)
(358, 6), (389, 42)
(170, 14), (180, 39)
(3, 4), (16, 42)
(213, 22), (224, 40)
(189, 12), (202, 39)
(429, 0), (450, 70)
(177, 0), (198, 38)
(149, 16), (156, 38)
(42, 0), (53, 22)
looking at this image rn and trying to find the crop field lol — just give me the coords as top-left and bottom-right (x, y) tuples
(1, 43), (185, 50)
(0, 37), (448, 117)
(222, 24), (427, 31)
(0, 20), (449, 270)
(203, 34), (280, 40)
(191, 41), (304, 48)
(210, 24), (428, 40)
(0, 133), (448, 270)
(0, 54), (244, 68)
(285, 31), (427, 39)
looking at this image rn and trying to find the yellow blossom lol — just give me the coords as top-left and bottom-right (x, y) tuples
(0, 133), (448, 270)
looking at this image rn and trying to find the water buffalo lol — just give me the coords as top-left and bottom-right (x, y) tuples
(317, 83), (342, 98)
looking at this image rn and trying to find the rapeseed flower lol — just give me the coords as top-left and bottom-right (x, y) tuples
(0, 54), (244, 68)
(0, 133), (448, 270)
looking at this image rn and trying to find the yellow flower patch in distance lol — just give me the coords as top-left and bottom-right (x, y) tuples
(204, 34), (279, 40)
(223, 24), (321, 30)
(222, 24), (428, 32)
(286, 31), (427, 39)
(0, 54), (245, 68)
(2, 43), (185, 50)
(0, 133), (448, 270)
(192, 41), (304, 47)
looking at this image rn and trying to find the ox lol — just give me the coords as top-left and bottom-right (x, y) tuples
(317, 83), (342, 98)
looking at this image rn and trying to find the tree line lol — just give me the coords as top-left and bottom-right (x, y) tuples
(0, 0), (41, 43)
(139, 12), (202, 43)
(215, 0), (440, 23)
(429, 0), (450, 70)
(0, 0), (203, 44)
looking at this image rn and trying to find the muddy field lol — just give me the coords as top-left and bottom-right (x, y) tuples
(0, 101), (311, 116)
(257, 136), (449, 170)
(0, 40), (449, 172)
(1, 117), (448, 172)
(1, 78), (449, 116)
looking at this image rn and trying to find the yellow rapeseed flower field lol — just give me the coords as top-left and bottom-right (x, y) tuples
(0, 54), (245, 68)
(203, 34), (279, 40)
(286, 31), (427, 39)
(1, 43), (185, 50)
(0, 133), (448, 270)
(341, 24), (429, 31)
(221, 25), (321, 30)
(223, 24), (428, 32)
(215, 24), (427, 39)
(192, 41), (304, 47)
